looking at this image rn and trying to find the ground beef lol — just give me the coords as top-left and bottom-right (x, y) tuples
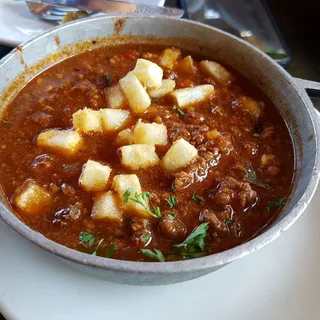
(201, 209), (229, 233)
(213, 176), (258, 209)
(31, 111), (53, 127)
(158, 214), (187, 240)
(130, 218), (152, 242)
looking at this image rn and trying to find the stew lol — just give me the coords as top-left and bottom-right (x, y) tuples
(0, 44), (294, 262)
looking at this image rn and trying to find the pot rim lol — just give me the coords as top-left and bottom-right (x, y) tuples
(0, 15), (319, 275)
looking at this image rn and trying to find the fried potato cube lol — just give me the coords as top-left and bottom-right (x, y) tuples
(37, 129), (83, 156)
(100, 108), (130, 131)
(200, 60), (234, 85)
(119, 144), (160, 170)
(119, 71), (151, 113)
(236, 96), (263, 119)
(147, 79), (176, 98)
(13, 180), (51, 216)
(105, 84), (127, 109)
(177, 55), (195, 73)
(116, 128), (134, 145)
(91, 191), (122, 221)
(160, 47), (181, 69)
(79, 160), (112, 192)
(162, 138), (198, 172)
(133, 120), (167, 145)
(133, 58), (163, 89)
(72, 107), (103, 133)
(171, 84), (214, 109)
(112, 174), (149, 217)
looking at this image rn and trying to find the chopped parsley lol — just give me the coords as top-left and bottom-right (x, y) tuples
(166, 195), (177, 208)
(141, 233), (151, 244)
(225, 218), (233, 226)
(174, 222), (209, 251)
(171, 183), (176, 193)
(267, 197), (286, 212)
(92, 238), (104, 256)
(105, 243), (117, 258)
(192, 192), (204, 205)
(151, 97), (159, 103)
(79, 231), (95, 248)
(243, 161), (271, 190)
(140, 248), (165, 262)
(105, 74), (112, 86)
(168, 213), (176, 220)
(124, 189), (162, 218)
(172, 104), (185, 116)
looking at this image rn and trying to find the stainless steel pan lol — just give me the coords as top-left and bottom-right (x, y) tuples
(0, 16), (319, 285)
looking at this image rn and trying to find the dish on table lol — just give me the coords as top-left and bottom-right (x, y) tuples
(0, 16), (318, 285)
(0, 43), (294, 262)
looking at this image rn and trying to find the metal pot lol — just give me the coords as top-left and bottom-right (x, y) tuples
(0, 16), (319, 286)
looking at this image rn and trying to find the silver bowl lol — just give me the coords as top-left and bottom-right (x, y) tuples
(0, 15), (319, 285)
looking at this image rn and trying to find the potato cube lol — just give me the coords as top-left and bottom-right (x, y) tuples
(177, 55), (195, 73)
(116, 128), (134, 145)
(72, 107), (103, 133)
(37, 129), (83, 156)
(119, 71), (151, 113)
(119, 144), (160, 170)
(133, 120), (167, 145)
(105, 84), (127, 109)
(200, 60), (234, 85)
(112, 174), (149, 217)
(13, 180), (51, 216)
(79, 160), (112, 192)
(162, 138), (198, 172)
(236, 96), (263, 119)
(100, 108), (130, 131)
(171, 84), (214, 109)
(147, 79), (176, 98)
(91, 191), (122, 221)
(133, 58), (163, 89)
(160, 47), (181, 69)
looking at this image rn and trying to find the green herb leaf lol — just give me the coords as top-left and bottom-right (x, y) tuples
(105, 243), (117, 258)
(105, 74), (112, 86)
(225, 218), (233, 226)
(79, 231), (95, 248)
(174, 222), (209, 251)
(172, 105), (185, 116)
(192, 192), (203, 205)
(127, 191), (161, 218)
(181, 251), (206, 260)
(123, 187), (133, 204)
(267, 197), (286, 212)
(168, 213), (176, 220)
(140, 248), (165, 262)
(243, 161), (272, 190)
(171, 183), (176, 193)
(166, 195), (177, 208)
(92, 238), (104, 256)
(151, 97), (159, 103)
(141, 233), (151, 244)
(1, 119), (9, 126)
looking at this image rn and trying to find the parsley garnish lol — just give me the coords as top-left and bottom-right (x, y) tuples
(243, 161), (272, 190)
(92, 238), (104, 256)
(79, 231), (95, 248)
(192, 192), (204, 205)
(166, 195), (177, 208)
(172, 105), (185, 116)
(141, 233), (151, 244)
(124, 189), (162, 218)
(168, 213), (176, 220)
(105, 74), (112, 86)
(140, 248), (165, 262)
(151, 97), (159, 103)
(1, 119), (8, 126)
(267, 197), (286, 212)
(225, 218), (233, 226)
(105, 243), (117, 258)
(174, 222), (209, 251)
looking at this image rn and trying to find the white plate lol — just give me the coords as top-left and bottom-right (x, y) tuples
(0, 0), (165, 47)
(1, 181), (320, 319)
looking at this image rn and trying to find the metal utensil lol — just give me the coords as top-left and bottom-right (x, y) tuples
(23, 0), (184, 21)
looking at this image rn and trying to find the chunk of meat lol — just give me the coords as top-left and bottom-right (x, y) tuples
(130, 218), (152, 242)
(52, 202), (84, 225)
(201, 209), (228, 233)
(214, 177), (258, 208)
(31, 154), (56, 174)
(158, 214), (187, 240)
